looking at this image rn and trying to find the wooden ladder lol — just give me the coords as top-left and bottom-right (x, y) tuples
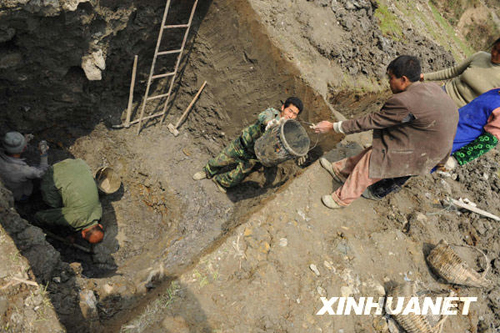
(135, 0), (199, 134)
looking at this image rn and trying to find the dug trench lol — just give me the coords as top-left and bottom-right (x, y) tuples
(1, 0), (343, 331)
(1, 0), (500, 332)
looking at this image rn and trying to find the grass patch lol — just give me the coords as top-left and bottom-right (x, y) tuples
(34, 283), (53, 322)
(9, 250), (22, 265)
(374, 1), (403, 40)
(428, 2), (474, 57)
(121, 281), (180, 333)
(430, 0), (480, 25)
(392, 0), (473, 60)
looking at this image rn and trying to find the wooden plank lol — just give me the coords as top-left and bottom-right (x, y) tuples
(449, 197), (500, 222)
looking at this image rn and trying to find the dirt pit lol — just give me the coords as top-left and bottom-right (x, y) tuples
(1, 0), (341, 331)
(1, 0), (500, 332)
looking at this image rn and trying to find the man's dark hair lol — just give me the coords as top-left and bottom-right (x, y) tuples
(284, 97), (304, 115)
(387, 55), (421, 82)
(492, 37), (500, 47)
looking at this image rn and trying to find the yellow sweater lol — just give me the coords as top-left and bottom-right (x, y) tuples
(423, 51), (500, 108)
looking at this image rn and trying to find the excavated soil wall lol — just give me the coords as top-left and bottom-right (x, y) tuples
(0, 1), (341, 332)
(3, 0), (496, 332)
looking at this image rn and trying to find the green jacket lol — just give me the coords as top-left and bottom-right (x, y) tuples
(36, 159), (102, 231)
(240, 107), (280, 154)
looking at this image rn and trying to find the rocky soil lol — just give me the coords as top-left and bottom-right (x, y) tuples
(0, 0), (499, 332)
(123, 146), (500, 332)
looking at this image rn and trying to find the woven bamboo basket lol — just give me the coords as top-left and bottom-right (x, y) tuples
(386, 282), (434, 333)
(427, 239), (491, 288)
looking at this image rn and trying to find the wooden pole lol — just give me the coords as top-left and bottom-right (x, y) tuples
(124, 55), (138, 128)
(174, 80), (207, 129)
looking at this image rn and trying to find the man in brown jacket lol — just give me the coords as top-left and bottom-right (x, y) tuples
(313, 55), (458, 209)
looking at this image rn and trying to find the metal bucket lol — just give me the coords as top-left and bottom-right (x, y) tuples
(254, 119), (310, 167)
(95, 166), (121, 194)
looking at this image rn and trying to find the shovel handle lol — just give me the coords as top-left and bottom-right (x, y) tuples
(43, 229), (93, 253)
(174, 81), (207, 129)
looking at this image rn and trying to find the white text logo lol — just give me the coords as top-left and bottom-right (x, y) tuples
(316, 297), (477, 316)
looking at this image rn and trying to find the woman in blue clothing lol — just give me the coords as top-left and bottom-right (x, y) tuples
(363, 88), (500, 200)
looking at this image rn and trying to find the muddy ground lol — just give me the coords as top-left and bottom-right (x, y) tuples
(123, 146), (500, 333)
(0, 0), (500, 332)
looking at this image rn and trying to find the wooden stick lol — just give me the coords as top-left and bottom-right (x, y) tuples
(43, 230), (93, 253)
(448, 197), (500, 222)
(173, 81), (207, 129)
(0, 281), (14, 290)
(1, 277), (39, 290)
(124, 55), (138, 128)
(12, 276), (39, 287)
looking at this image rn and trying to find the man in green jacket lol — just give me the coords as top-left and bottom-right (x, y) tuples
(35, 158), (104, 244)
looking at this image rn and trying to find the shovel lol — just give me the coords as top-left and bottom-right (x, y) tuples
(42, 229), (93, 253)
(168, 81), (207, 136)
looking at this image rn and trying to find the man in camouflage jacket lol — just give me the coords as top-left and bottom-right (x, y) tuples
(193, 97), (303, 192)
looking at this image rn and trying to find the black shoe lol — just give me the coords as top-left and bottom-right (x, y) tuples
(361, 187), (382, 201)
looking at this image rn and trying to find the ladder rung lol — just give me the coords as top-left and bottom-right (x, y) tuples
(146, 93), (170, 101)
(164, 24), (189, 29)
(152, 72), (175, 79)
(130, 111), (165, 125)
(157, 49), (182, 56)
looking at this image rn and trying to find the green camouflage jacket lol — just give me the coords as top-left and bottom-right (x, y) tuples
(239, 107), (280, 154)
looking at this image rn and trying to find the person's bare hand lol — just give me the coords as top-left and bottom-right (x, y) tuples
(312, 121), (333, 133)
(297, 154), (308, 166)
(419, 73), (424, 82)
(38, 140), (49, 154)
(24, 133), (34, 142)
(265, 119), (279, 131)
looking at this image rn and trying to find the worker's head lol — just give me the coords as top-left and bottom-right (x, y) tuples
(81, 223), (104, 244)
(386, 55), (421, 94)
(491, 37), (500, 64)
(2, 131), (27, 155)
(280, 97), (303, 120)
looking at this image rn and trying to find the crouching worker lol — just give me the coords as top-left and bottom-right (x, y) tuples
(313, 55), (458, 209)
(35, 158), (104, 244)
(364, 87), (500, 200)
(193, 97), (304, 193)
(0, 131), (49, 201)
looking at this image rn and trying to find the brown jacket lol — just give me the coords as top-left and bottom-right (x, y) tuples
(341, 82), (458, 178)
